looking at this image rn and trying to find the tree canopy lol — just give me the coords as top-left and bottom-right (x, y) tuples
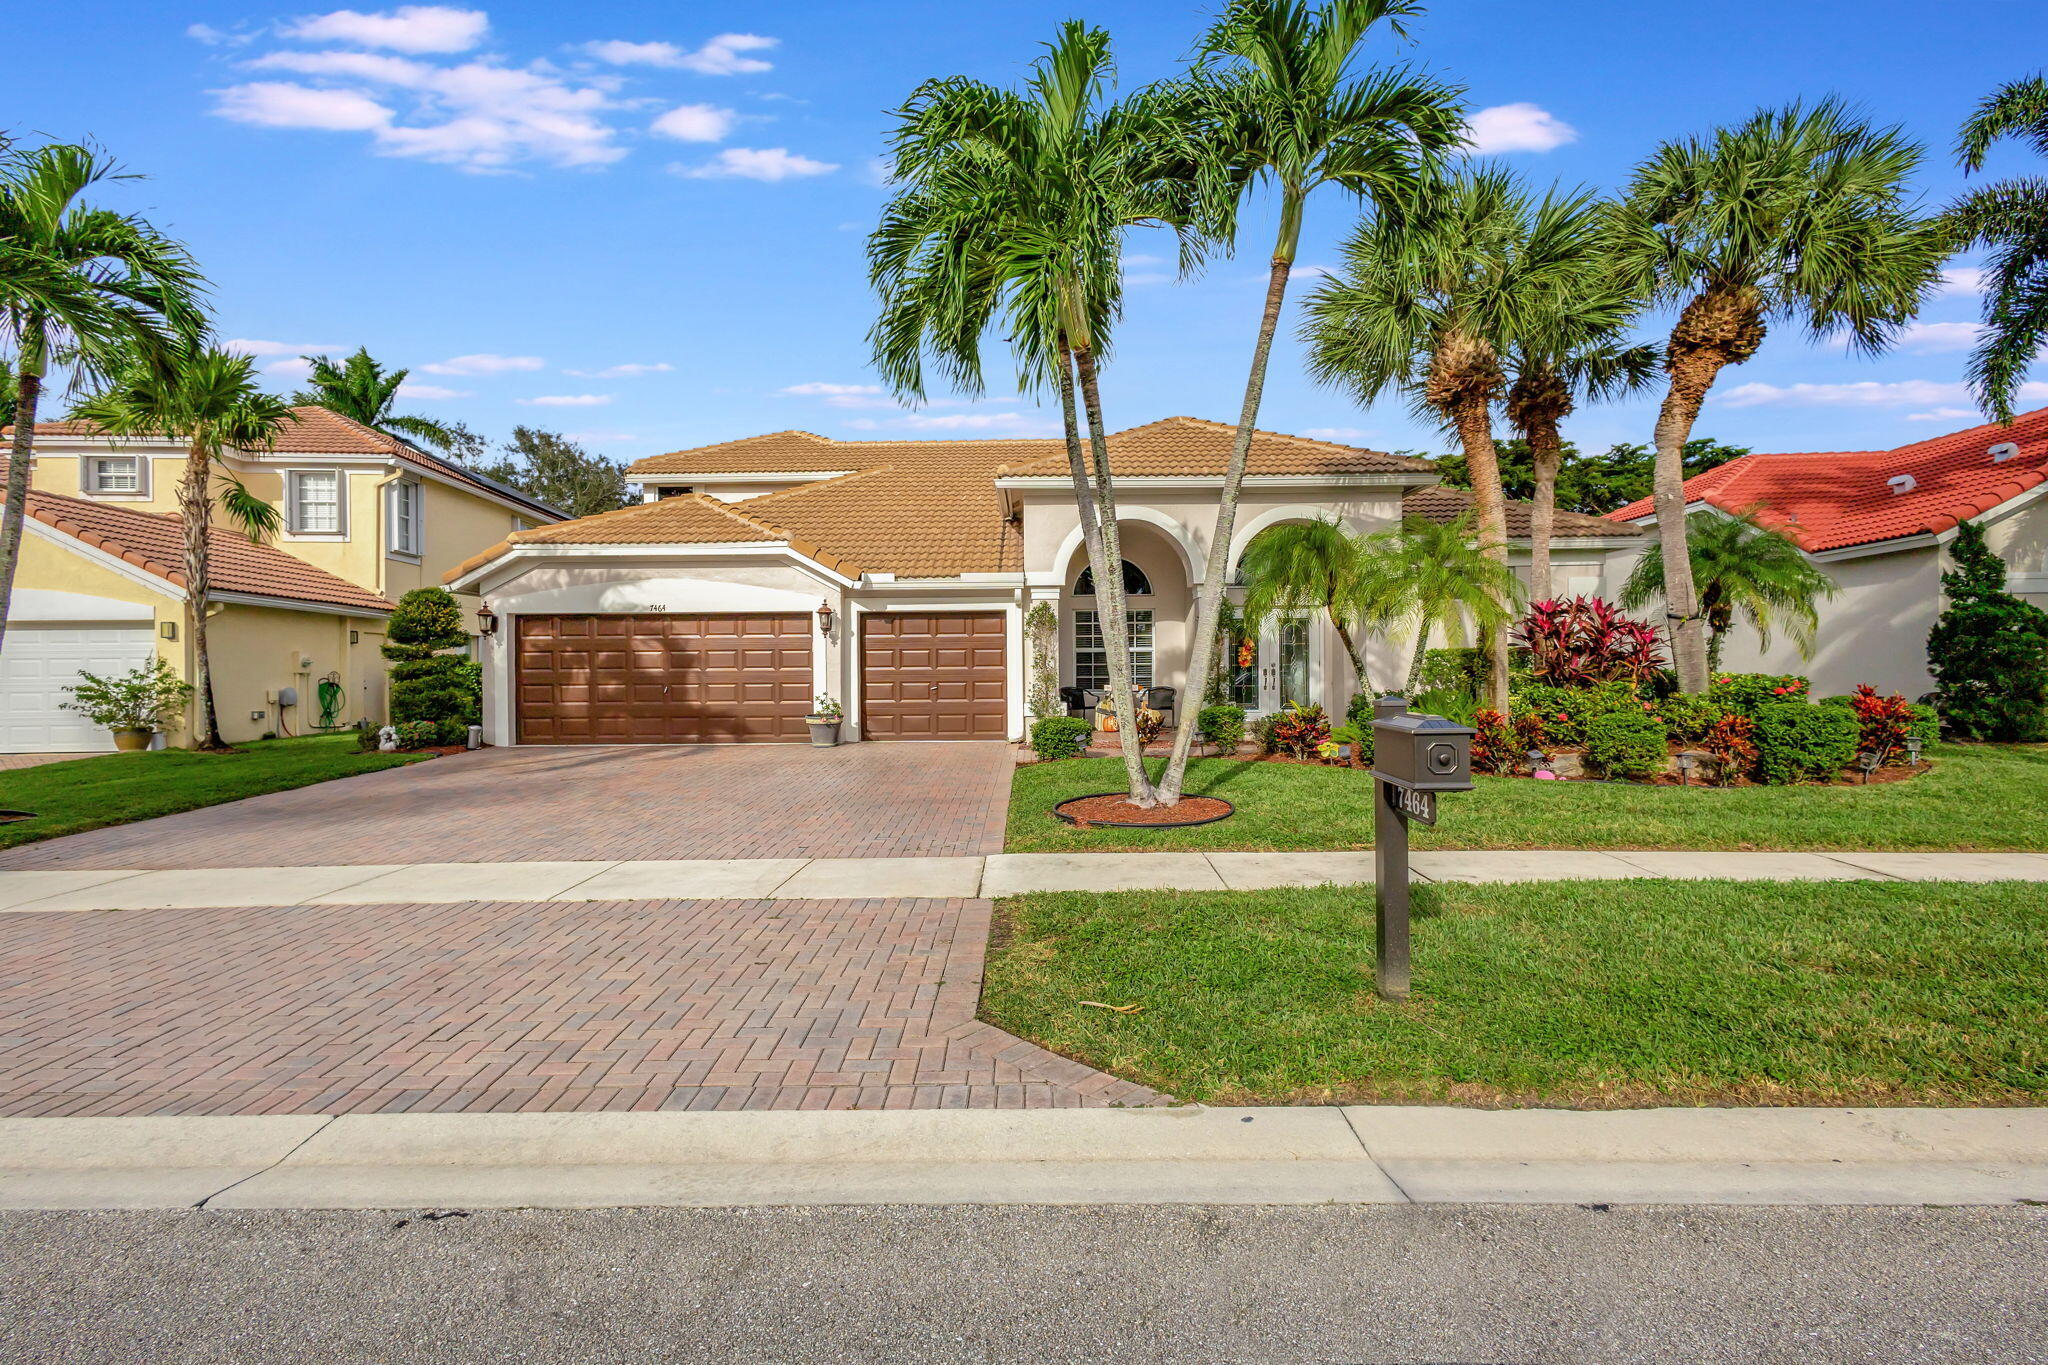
(1424, 435), (1750, 515)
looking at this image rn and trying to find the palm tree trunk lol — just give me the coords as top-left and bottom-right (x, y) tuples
(1406, 615), (1431, 693)
(1158, 210), (1300, 803)
(1448, 391), (1512, 712)
(0, 365), (44, 653)
(1527, 415), (1565, 603)
(1073, 343), (1158, 806)
(1650, 369), (1714, 694)
(1331, 616), (1371, 696)
(179, 443), (229, 751)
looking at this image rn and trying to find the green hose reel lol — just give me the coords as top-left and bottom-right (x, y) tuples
(313, 672), (348, 730)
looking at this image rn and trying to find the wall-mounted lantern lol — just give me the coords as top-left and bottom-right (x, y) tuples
(159, 620), (178, 641)
(816, 600), (835, 636)
(476, 606), (499, 636)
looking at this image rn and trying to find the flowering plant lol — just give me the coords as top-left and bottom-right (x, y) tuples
(1512, 597), (1668, 687)
(809, 694), (844, 721)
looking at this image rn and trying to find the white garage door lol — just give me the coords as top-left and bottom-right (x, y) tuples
(0, 624), (156, 752)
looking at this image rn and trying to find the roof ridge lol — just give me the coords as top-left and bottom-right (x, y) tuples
(688, 491), (794, 541)
(739, 464), (898, 505)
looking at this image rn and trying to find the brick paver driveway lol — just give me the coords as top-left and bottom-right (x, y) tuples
(0, 741), (1015, 869)
(0, 896), (1157, 1115)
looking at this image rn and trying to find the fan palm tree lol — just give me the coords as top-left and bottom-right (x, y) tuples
(870, 22), (1207, 805)
(1618, 508), (1837, 673)
(293, 347), (457, 452)
(1237, 518), (1383, 691)
(1607, 100), (1946, 694)
(0, 141), (205, 649)
(1151, 0), (1464, 802)
(74, 350), (294, 750)
(1355, 512), (1523, 693)
(1950, 75), (2048, 422)
(1301, 167), (1600, 709)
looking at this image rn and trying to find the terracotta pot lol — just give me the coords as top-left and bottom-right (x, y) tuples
(112, 728), (153, 752)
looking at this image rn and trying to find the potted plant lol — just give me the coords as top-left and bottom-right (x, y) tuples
(806, 694), (844, 747)
(63, 657), (194, 751)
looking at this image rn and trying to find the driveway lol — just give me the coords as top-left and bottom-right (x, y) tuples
(0, 742), (1016, 870)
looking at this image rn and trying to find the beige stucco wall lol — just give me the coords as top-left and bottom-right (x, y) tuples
(1983, 496), (2048, 612)
(200, 604), (386, 745)
(1708, 547), (1941, 698)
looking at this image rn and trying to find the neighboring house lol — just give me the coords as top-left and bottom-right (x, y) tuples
(0, 406), (563, 751)
(1607, 406), (2048, 698)
(449, 417), (1642, 746)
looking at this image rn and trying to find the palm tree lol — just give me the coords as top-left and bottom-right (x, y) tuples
(870, 22), (1204, 805)
(1300, 167), (1598, 710)
(1619, 508), (1837, 673)
(1355, 512), (1522, 693)
(75, 350), (293, 749)
(1607, 101), (1946, 694)
(1152, 0), (1464, 802)
(0, 142), (205, 649)
(293, 347), (457, 452)
(1951, 76), (2048, 422)
(1237, 519), (1383, 691)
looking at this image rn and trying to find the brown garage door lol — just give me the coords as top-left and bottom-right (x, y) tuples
(516, 614), (812, 745)
(861, 612), (1007, 740)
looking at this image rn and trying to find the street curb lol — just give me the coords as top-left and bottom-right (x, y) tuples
(3, 1106), (2043, 1211)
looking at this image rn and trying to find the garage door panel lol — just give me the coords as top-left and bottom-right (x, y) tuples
(860, 612), (1006, 741)
(517, 613), (811, 745)
(1, 623), (158, 752)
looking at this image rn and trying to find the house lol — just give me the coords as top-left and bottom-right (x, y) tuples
(1606, 406), (2048, 697)
(449, 417), (1642, 746)
(1, 407), (563, 751)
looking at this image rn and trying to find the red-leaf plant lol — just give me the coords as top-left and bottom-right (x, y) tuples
(1701, 713), (1758, 784)
(1849, 683), (1913, 763)
(1471, 709), (1516, 774)
(1513, 596), (1669, 688)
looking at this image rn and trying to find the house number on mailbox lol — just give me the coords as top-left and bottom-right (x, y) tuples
(1389, 784), (1437, 826)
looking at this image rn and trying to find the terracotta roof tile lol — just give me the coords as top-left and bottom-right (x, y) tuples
(1404, 485), (1646, 539)
(1, 483), (395, 614)
(1605, 405), (2048, 552)
(994, 416), (1433, 477)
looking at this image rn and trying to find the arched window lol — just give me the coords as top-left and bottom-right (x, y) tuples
(1072, 559), (1152, 597)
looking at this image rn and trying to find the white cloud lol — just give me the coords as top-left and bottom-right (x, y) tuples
(281, 5), (488, 54)
(583, 33), (777, 75)
(213, 81), (395, 132)
(780, 381), (892, 409)
(1939, 266), (1988, 298)
(518, 393), (614, 406)
(264, 357), (317, 380)
(674, 147), (836, 181)
(1461, 102), (1577, 155)
(651, 103), (737, 143)
(250, 49), (435, 85)
(187, 22), (254, 46)
(1905, 407), (1981, 423)
(222, 337), (344, 357)
(1894, 321), (1985, 354)
(1301, 426), (1377, 443)
(396, 381), (470, 399)
(565, 362), (674, 378)
(1715, 379), (2048, 409)
(420, 352), (545, 375)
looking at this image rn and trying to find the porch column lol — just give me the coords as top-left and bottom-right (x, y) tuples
(1024, 582), (1061, 726)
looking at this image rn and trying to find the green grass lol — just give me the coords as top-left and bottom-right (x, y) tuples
(1006, 743), (2048, 852)
(0, 733), (426, 850)
(983, 880), (2048, 1108)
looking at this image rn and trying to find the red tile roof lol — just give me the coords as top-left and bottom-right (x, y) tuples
(1, 483), (395, 614)
(1605, 406), (2048, 552)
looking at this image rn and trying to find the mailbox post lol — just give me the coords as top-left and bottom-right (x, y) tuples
(1369, 695), (1475, 1000)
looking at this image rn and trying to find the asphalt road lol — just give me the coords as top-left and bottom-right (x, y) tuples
(2, 1205), (2043, 1364)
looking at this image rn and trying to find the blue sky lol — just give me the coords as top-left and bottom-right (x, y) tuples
(12, 0), (2047, 463)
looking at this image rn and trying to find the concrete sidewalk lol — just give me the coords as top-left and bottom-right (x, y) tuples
(2, 1106), (2042, 1210)
(2, 849), (2044, 911)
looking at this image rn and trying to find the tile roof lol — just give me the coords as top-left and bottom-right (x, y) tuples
(11, 406), (564, 521)
(1, 482), (395, 614)
(992, 416), (1435, 477)
(1604, 405), (2048, 553)
(1403, 486), (1646, 540)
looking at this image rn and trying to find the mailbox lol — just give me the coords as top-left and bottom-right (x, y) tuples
(1370, 708), (1475, 793)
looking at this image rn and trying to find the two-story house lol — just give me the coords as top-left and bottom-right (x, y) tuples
(1, 406), (563, 751)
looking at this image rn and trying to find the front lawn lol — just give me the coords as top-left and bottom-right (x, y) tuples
(982, 880), (2048, 1108)
(0, 733), (426, 851)
(1005, 743), (2048, 852)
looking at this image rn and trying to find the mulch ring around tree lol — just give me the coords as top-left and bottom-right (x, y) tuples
(1053, 792), (1235, 829)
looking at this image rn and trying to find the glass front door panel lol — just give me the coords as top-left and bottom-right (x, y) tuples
(1228, 632), (1259, 708)
(1277, 619), (1310, 709)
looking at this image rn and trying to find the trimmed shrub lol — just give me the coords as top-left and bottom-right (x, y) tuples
(1652, 692), (1727, 745)
(1584, 708), (1666, 779)
(1510, 680), (1642, 747)
(1752, 702), (1859, 785)
(1029, 715), (1091, 761)
(1708, 672), (1809, 716)
(393, 720), (440, 750)
(435, 718), (471, 747)
(1908, 702), (1940, 752)
(1251, 712), (1282, 755)
(1196, 704), (1247, 754)
(1928, 519), (2048, 741)
(1269, 701), (1331, 759)
(356, 726), (381, 752)
(383, 588), (480, 728)
(1344, 692), (1378, 730)
(1470, 709), (1515, 774)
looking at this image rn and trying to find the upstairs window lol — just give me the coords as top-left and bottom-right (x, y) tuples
(1071, 559), (1153, 597)
(387, 480), (422, 556)
(85, 456), (144, 496)
(288, 469), (344, 535)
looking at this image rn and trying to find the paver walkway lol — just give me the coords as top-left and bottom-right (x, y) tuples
(0, 742), (1015, 870)
(0, 895), (1160, 1118)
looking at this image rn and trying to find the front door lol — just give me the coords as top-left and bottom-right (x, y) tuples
(1256, 615), (1315, 715)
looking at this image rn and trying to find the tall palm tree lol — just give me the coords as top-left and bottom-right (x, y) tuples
(1618, 508), (1837, 673)
(293, 347), (457, 452)
(1355, 512), (1522, 693)
(1301, 168), (1598, 709)
(75, 350), (293, 750)
(1608, 100), (1946, 694)
(0, 142), (205, 649)
(1951, 75), (2048, 422)
(1152, 0), (1464, 802)
(871, 22), (1204, 805)
(1237, 519), (1382, 691)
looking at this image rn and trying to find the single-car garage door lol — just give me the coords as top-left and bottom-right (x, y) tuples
(861, 612), (1007, 740)
(516, 614), (812, 745)
(1, 623), (157, 752)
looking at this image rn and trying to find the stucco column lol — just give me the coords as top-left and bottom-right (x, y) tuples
(1024, 581), (1061, 725)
